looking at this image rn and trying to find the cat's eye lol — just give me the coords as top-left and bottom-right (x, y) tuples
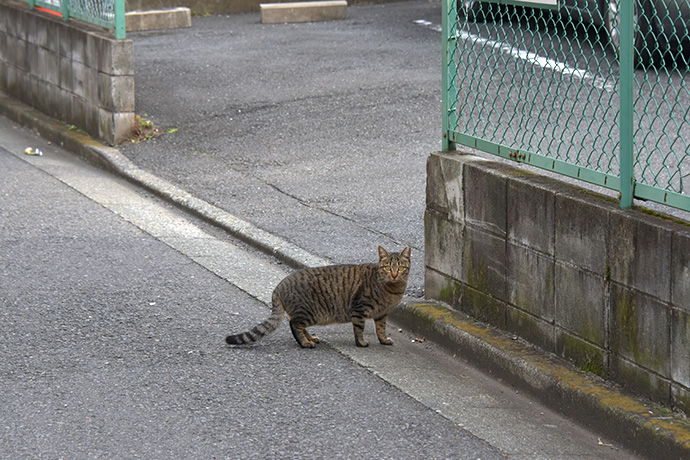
(385, 266), (391, 271)
(398, 267), (406, 271)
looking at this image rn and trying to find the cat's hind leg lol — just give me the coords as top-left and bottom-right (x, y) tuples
(289, 318), (317, 348)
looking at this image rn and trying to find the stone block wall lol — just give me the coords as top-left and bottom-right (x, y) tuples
(0, 1), (134, 144)
(425, 150), (690, 413)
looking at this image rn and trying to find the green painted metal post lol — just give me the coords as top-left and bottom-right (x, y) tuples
(618, 0), (634, 209)
(61, 0), (70, 21)
(114, 0), (126, 39)
(442, 0), (457, 152)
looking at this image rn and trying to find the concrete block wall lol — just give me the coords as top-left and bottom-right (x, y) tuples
(425, 150), (690, 413)
(0, 1), (134, 144)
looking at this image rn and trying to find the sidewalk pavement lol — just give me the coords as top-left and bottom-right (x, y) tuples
(3, 85), (690, 459)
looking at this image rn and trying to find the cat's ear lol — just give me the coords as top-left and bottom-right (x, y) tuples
(378, 246), (391, 259)
(400, 246), (411, 259)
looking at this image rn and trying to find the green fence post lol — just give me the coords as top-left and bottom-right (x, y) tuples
(618, 0), (634, 209)
(114, 0), (126, 39)
(442, 0), (457, 152)
(61, 0), (70, 21)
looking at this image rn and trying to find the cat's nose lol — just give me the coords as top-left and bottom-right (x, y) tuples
(391, 270), (398, 279)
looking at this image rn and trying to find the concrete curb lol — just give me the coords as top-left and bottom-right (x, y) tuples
(260, 1), (347, 24)
(391, 301), (690, 460)
(126, 7), (192, 32)
(2, 93), (689, 459)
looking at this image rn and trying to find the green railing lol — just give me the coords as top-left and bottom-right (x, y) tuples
(25, 0), (126, 39)
(442, 0), (690, 212)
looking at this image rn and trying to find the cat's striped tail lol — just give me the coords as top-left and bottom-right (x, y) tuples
(225, 292), (284, 345)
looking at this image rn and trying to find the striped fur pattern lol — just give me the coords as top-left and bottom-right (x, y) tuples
(225, 246), (411, 348)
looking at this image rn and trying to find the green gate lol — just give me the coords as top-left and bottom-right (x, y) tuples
(442, 0), (690, 212)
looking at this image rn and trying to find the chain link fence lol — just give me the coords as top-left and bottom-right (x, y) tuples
(442, 0), (690, 212)
(24, 0), (125, 39)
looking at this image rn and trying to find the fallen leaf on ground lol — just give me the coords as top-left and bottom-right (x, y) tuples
(597, 437), (614, 447)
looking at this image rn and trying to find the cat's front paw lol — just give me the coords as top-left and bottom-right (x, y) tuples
(355, 339), (370, 347)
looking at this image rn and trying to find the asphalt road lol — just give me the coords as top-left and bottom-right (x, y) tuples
(0, 1), (672, 457)
(119, 0), (690, 278)
(1, 117), (646, 458)
(0, 139), (504, 459)
(119, 1), (446, 297)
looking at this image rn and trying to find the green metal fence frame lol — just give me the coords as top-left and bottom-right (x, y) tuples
(442, 0), (690, 213)
(25, 0), (126, 39)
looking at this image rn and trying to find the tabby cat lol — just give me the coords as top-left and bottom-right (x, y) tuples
(225, 246), (411, 348)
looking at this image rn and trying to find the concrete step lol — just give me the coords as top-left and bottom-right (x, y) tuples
(126, 7), (192, 32)
(260, 1), (347, 24)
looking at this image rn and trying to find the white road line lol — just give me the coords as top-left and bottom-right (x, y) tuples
(414, 19), (615, 92)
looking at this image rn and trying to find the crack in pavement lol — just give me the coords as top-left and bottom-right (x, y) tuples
(264, 181), (421, 253)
